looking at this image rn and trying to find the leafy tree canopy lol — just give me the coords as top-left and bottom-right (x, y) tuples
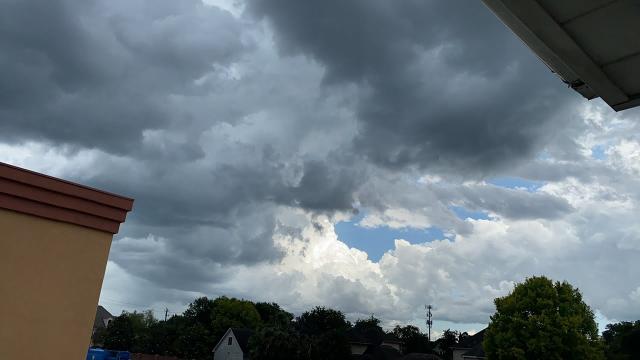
(250, 326), (309, 360)
(392, 325), (432, 354)
(602, 320), (640, 360)
(353, 315), (385, 345)
(183, 296), (216, 327)
(255, 302), (294, 328)
(296, 306), (351, 336)
(211, 296), (262, 340)
(484, 276), (604, 360)
(295, 306), (352, 360)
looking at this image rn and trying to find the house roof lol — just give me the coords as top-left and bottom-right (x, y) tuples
(0, 162), (134, 234)
(94, 305), (113, 329)
(347, 328), (374, 345)
(361, 344), (403, 360)
(213, 328), (254, 354)
(400, 354), (443, 360)
(382, 333), (403, 344)
(231, 328), (254, 353)
(452, 329), (486, 350)
(462, 342), (486, 358)
(481, 0), (640, 111)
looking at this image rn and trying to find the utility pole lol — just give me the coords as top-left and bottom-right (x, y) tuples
(164, 307), (169, 321)
(426, 304), (433, 342)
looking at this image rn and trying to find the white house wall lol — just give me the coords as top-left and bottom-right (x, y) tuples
(214, 331), (244, 360)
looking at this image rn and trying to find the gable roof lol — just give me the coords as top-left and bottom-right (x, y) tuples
(232, 328), (254, 353)
(361, 344), (402, 360)
(452, 329), (486, 350)
(347, 328), (374, 345)
(401, 354), (442, 360)
(212, 328), (254, 354)
(94, 305), (113, 329)
(382, 333), (403, 344)
(462, 342), (486, 358)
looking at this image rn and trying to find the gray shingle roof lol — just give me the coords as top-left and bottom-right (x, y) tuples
(231, 328), (254, 354)
(94, 305), (113, 329)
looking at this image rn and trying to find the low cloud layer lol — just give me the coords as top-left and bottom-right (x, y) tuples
(1, 0), (639, 331)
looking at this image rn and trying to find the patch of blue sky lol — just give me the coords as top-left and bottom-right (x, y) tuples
(335, 212), (445, 262)
(591, 144), (607, 160)
(595, 311), (616, 334)
(450, 206), (490, 221)
(488, 176), (544, 192)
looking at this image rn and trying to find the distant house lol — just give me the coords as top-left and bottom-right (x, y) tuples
(381, 334), (403, 352)
(349, 330), (405, 360)
(361, 344), (402, 360)
(401, 354), (442, 360)
(91, 305), (114, 345)
(213, 328), (253, 360)
(451, 329), (486, 360)
(94, 305), (114, 330)
(348, 329), (375, 357)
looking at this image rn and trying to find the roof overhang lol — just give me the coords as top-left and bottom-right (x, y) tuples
(0, 162), (133, 234)
(482, 0), (640, 111)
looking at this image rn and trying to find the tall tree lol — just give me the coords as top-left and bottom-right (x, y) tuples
(296, 306), (352, 360)
(211, 296), (262, 340)
(296, 306), (351, 335)
(484, 276), (604, 360)
(102, 310), (155, 352)
(392, 325), (432, 354)
(255, 302), (294, 328)
(249, 326), (307, 360)
(353, 315), (385, 345)
(434, 329), (460, 359)
(183, 296), (216, 327)
(602, 320), (640, 360)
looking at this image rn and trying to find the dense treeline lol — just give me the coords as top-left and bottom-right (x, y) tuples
(94, 289), (640, 360)
(93, 296), (449, 360)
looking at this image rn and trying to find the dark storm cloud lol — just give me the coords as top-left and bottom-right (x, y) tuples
(0, 0), (596, 303)
(0, 0), (244, 154)
(249, 0), (580, 173)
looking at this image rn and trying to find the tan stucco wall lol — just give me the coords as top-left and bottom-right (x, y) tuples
(0, 208), (113, 360)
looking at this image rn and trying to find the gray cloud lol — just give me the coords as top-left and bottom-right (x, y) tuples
(457, 185), (573, 220)
(4, 0), (638, 328)
(249, 0), (580, 173)
(0, 0), (245, 154)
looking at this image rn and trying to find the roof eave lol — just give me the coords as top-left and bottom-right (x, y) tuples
(481, 0), (632, 111)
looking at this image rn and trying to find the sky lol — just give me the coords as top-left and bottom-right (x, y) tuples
(2, 0), (640, 335)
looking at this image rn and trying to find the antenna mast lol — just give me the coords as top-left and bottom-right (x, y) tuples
(426, 304), (433, 342)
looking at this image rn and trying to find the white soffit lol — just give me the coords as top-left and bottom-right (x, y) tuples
(482, 0), (640, 111)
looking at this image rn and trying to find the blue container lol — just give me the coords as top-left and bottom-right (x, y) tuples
(87, 348), (108, 360)
(87, 348), (131, 360)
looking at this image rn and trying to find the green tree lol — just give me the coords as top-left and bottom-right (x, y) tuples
(602, 320), (640, 359)
(296, 306), (352, 360)
(484, 276), (604, 360)
(392, 325), (432, 354)
(255, 302), (294, 328)
(434, 329), (460, 359)
(296, 306), (351, 335)
(353, 315), (384, 345)
(211, 296), (262, 340)
(102, 314), (134, 351)
(100, 310), (157, 353)
(183, 297), (216, 327)
(249, 326), (307, 360)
